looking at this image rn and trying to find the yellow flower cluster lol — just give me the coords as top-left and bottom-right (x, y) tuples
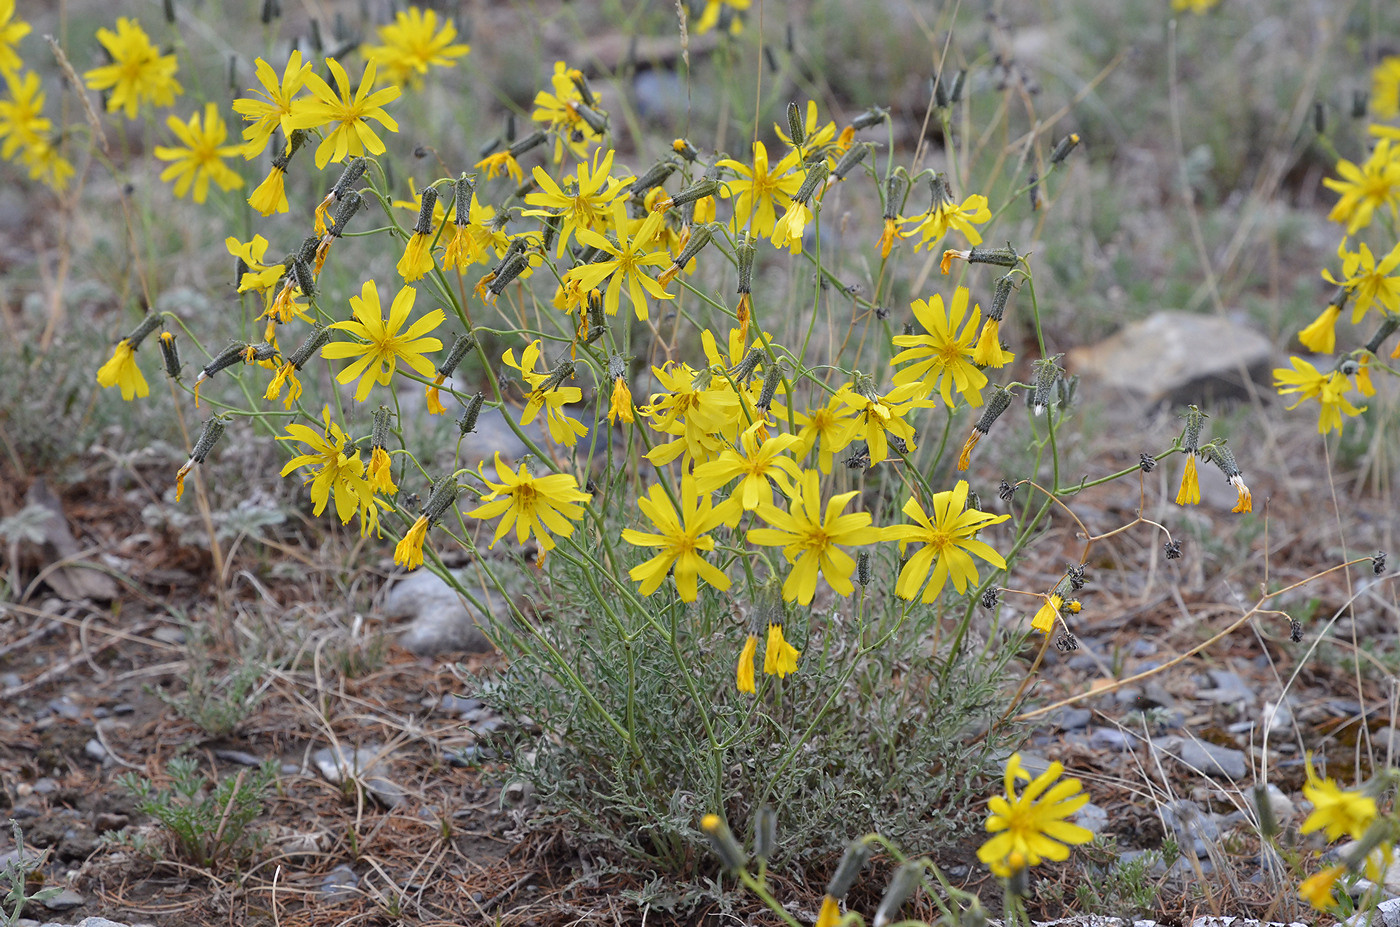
(0, 0), (73, 190)
(1280, 61), (1400, 435)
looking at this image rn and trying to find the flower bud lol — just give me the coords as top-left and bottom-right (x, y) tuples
(630, 160), (678, 198)
(752, 806), (777, 863)
(288, 325), (330, 369)
(793, 162), (829, 206)
(326, 190), (362, 238)
(372, 406), (393, 450)
(1028, 170), (1040, 211)
(574, 101), (608, 135)
(486, 252), (530, 299)
(438, 333), (477, 379)
(883, 174), (905, 221)
(189, 416), (226, 464)
(1181, 404), (1206, 453)
(289, 256), (316, 298)
(826, 839), (871, 899)
(736, 234), (757, 295)
(851, 106), (888, 130)
(457, 392), (484, 435)
(657, 178), (720, 211)
(124, 314), (163, 349)
(507, 130), (548, 158)
(1139, 453), (1157, 472)
(1252, 783), (1279, 839)
(785, 101), (805, 148)
(856, 551), (872, 587)
(1050, 132), (1081, 165)
(671, 137), (699, 161)
(873, 861), (923, 927)
(1030, 354), (1064, 415)
(159, 331), (181, 378)
(453, 175), (476, 226)
(1365, 317), (1399, 355)
(700, 814), (747, 874)
(831, 142), (870, 181)
(328, 157), (366, 200)
(729, 346), (763, 383)
(967, 244), (1019, 268)
(672, 225), (714, 271)
(423, 474), (460, 522)
(974, 386), (1013, 435)
(413, 187), (438, 235)
(199, 341), (250, 381)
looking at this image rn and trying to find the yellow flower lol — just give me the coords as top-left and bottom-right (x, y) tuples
(763, 622), (800, 677)
(775, 99), (838, 163)
(502, 340), (588, 447)
(152, 103), (243, 203)
(1372, 56), (1400, 119)
(1301, 753), (1377, 843)
(891, 286), (989, 406)
(884, 481), (1009, 603)
(20, 135), (74, 191)
(716, 141), (803, 237)
(977, 753), (1093, 877)
(1175, 453), (1200, 506)
(231, 51), (311, 158)
(367, 446), (396, 495)
(530, 62), (604, 162)
(247, 164), (288, 215)
(363, 7), (469, 89)
(474, 149), (524, 183)
(788, 393), (858, 474)
(322, 280), (444, 402)
(287, 58), (400, 169)
(972, 316), (1016, 369)
(443, 191), (508, 270)
(836, 382), (923, 465)
(1031, 593), (1063, 633)
(1274, 357), (1366, 435)
(771, 198), (814, 254)
(522, 148), (632, 256)
(278, 406), (381, 533)
(814, 896), (842, 927)
(565, 204), (673, 319)
(693, 0), (751, 35)
(1171, 0), (1221, 12)
(96, 340), (149, 401)
(83, 17), (182, 119)
(264, 361), (302, 409)
(608, 376), (634, 424)
(736, 634), (758, 694)
(466, 451), (592, 552)
(1322, 239), (1400, 321)
(1297, 304), (1341, 354)
(394, 514), (430, 569)
(694, 422), (804, 517)
(0, 0), (31, 75)
(621, 474), (736, 601)
(1298, 865), (1346, 912)
(0, 70), (52, 159)
(397, 230), (436, 281)
(1323, 139), (1400, 235)
(898, 193), (990, 251)
(748, 469), (882, 605)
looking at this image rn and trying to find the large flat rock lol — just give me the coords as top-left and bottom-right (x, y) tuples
(1067, 311), (1274, 407)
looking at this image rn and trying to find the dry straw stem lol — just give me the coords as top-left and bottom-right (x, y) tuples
(1013, 555), (1387, 724)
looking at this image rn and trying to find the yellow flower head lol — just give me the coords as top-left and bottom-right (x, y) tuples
(621, 473), (736, 602)
(1323, 139), (1400, 235)
(898, 193), (990, 251)
(977, 753), (1093, 877)
(287, 58), (400, 169)
(1299, 864), (1346, 912)
(96, 339), (149, 401)
(736, 634), (758, 694)
(322, 280), (444, 401)
(747, 469), (882, 605)
(502, 340), (588, 447)
(1372, 56), (1400, 119)
(0, 70), (52, 160)
(884, 480), (1009, 603)
(278, 406), (382, 533)
(531, 61), (605, 162)
(466, 451), (592, 552)
(231, 51), (312, 158)
(1274, 357), (1366, 434)
(522, 147), (632, 256)
(1031, 593), (1063, 633)
(891, 287), (989, 406)
(1322, 239), (1400, 322)
(394, 514), (430, 569)
(1175, 453), (1200, 506)
(716, 140), (803, 237)
(363, 7), (470, 89)
(84, 17), (182, 119)
(0, 0), (32, 76)
(1301, 753), (1377, 843)
(763, 622), (800, 678)
(153, 103), (244, 203)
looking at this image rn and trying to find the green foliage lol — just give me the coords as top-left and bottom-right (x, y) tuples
(1070, 836), (1180, 920)
(117, 756), (278, 870)
(151, 620), (265, 738)
(1, 822), (61, 926)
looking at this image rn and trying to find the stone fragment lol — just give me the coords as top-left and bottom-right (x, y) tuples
(384, 569), (498, 656)
(1067, 310), (1273, 407)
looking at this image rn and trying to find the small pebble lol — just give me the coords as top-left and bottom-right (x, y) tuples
(83, 739), (108, 762)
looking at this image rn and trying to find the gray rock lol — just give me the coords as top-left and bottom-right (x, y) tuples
(1067, 310), (1274, 407)
(1056, 708), (1093, 731)
(47, 697), (83, 721)
(1075, 801), (1109, 835)
(214, 750), (265, 767)
(312, 744), (402, 809)
(1198, 669), (1254, 706)
(321, 863), (359, 902)
(83, 739), (108, 762)
(1169, 738), (1248, 780)
(385, 569), (498, 656)
(1090, 727), (1134, 751)
(438, 694), (484, 716)
(73, 919), (139, 927)
(42, 889), (85, 911)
